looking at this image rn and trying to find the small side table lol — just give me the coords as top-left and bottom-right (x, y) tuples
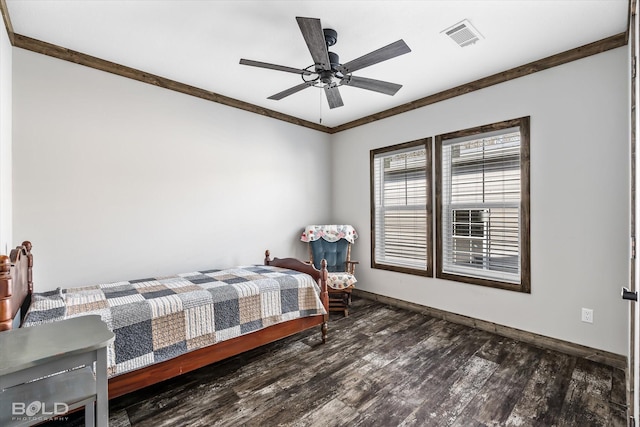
(0, 315), (114, 426)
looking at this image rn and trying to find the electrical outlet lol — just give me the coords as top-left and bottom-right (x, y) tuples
(581, 308), (594, 323)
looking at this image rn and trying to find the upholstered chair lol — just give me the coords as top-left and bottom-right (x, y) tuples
(301, 225), (358, 316)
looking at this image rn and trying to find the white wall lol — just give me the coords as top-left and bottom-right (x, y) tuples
(12, 49), (332, 291)
(0, 19), (11, 254)
(11, 42), (630, 354)
(331, 47), (630, 355)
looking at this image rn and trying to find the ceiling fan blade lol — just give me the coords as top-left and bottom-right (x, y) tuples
(324, 85), (344, 109)
(339, 40), (411, 74)
(296, 17), (331, 71)
(343, 75), (403, 96)
(268, 82), (314, 100)
(239, 59), (313, 75)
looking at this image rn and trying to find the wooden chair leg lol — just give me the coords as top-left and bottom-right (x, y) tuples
(328, 290), (352, 317)
(343, 292), (350, 317)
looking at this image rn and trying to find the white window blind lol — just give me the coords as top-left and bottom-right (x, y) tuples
(373, 145), (428, 271)
(441, 128), (521, 283)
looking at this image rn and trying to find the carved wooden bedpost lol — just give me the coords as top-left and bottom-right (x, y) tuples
(0, 241), (34, 331)
(320, 259), (329, 344)
(0, 255), (12, 331)
(23, 241), (33, 294)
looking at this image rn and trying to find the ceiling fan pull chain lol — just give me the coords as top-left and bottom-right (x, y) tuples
(319, 87), (323, 124)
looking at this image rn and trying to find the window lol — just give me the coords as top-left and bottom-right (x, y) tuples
(370, 139), (432, 276)
(435, 117), (530, 292)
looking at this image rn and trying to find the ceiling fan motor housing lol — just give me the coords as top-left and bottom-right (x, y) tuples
(323, 28), (337, 46)
(328, 52), (340, 72)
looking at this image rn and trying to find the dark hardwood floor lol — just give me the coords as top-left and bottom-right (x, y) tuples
(49, 297), (626, 426)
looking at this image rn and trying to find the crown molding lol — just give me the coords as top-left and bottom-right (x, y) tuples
(0, 2), (631, 135)
(0, 0), (14, 45)
(12, 33), (331, 133)
(329, 32), (627, 133)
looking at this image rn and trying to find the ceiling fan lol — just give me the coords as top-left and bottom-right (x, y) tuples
(239, 16), (411, 109)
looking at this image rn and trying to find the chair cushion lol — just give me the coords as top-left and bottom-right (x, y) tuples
(327, 273), (357, 290)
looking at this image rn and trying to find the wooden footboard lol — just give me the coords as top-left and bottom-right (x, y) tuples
(0, 241), (33, 331)
(265, 249), (329, 343)
(108, 250), (329, 398)
(0, 243), (329, 399)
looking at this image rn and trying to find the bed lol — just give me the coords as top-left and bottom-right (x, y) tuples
(0, 241), (329, 399)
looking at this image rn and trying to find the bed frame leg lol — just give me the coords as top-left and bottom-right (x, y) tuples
(320, 259), (329, 344)
(321, 321), (327, 344)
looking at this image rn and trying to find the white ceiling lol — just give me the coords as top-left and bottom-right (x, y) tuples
(5, 0), (629, 128)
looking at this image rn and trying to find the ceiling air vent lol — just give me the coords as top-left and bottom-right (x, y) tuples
(442, 19), (483, 47)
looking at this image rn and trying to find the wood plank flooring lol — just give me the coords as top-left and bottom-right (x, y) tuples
(47, 297), (626, 426)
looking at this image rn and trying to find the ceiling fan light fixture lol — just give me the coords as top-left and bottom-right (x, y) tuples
(319, 71), (334, 85)
(442, 19), (483, 47)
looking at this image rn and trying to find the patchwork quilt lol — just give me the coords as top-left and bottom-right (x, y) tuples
(22, 265), (326, 378)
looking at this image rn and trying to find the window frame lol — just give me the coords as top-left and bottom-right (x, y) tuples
(435, 117), (531, 292)
(370, 138), (433, 277)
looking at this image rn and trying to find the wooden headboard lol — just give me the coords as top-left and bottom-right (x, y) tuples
(0, 241), (33, 331)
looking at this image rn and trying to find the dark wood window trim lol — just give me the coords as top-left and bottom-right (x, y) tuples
(435, 117), (531, 293)
(370, 138), (433, 277)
